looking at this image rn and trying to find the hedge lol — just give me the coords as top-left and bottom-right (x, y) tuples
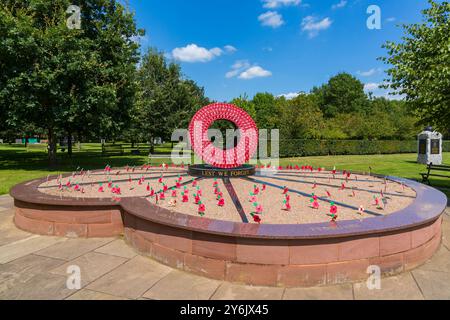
(279, 140), (450, 158)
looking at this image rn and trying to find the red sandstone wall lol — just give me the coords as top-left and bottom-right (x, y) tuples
(13, 199), (443, 287)
(124, 213), (442, 287)
(14, 200), (123, 238)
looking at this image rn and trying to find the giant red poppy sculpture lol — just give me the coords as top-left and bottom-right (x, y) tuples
(188, 103), (258, 169)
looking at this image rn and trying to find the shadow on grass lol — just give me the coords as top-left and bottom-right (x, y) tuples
(0, 149), (150, 173)
(404, 160), (421, 165)
(1, 148), (449, 196)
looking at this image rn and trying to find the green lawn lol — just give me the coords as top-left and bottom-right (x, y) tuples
(0, 144), (449, 198)
(0, 143), (173, 195)
(284, 153), (450, 197)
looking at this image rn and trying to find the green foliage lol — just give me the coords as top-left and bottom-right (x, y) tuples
(235, 86), (421, 141)
(381, 0), (450, 134)
(229, 68), (422, 142)
(0, 0), (142, 162)
(1, 144), (448, 196)
(276, 94), (324, 139)
(1, 0), (444, 158)
(131, 48), (209, 150)
(251, 93), (278, 129)
(279, 139), (449, 157)
(230, 95), (257, 120)
(311, 73), (369, 118)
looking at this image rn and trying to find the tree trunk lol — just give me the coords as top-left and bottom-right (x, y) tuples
(77, 131), (82, 152)
(149, 137), (155, 154)
(24, 135), (29, 148)
(67, 131), (73, 157)
(48, 128), (57, 165)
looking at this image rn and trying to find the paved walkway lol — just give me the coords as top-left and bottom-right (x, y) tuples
(1, 194), (450, 300)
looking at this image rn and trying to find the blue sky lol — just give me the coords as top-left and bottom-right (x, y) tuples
(129, 0), (429, 101)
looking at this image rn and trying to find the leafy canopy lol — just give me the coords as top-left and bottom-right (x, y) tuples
(381, 0), (450, 134)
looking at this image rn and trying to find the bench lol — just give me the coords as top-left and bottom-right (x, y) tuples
(123, 145), (150, 156)
(148, 153), (192, 165)
(421, 163), (450, 185)
(102, 144), (124, 156)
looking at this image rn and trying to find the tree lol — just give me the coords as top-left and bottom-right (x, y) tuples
(0, 0), (142, 162)
(230, 95), (257, 120)
(381, 0), (450, 135)
(135, 48), (208, 152)
(277, 94), (324, 140)
(312, 73), (369, 118)
(164, 78), (209, 140)
(251, 93), (278, 129)
(368, 98), (420, 140)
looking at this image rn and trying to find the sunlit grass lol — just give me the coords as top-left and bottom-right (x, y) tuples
(0, 144), (449, 198)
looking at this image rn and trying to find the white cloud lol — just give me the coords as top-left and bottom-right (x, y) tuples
(364, 82), (405, 100)
(258, 11), (285, 28)
(172, 44), (237, 63)
(386, 17), (396, 22)
(239, 66), (272, 80)
(225, 70), (241, 79)
(172, 44), (222, 62)
(301, 16), (332, 38)
(364, 83), (381, 91)
(331, 0), (347, 10)
(224, 45), (237, 53)
(131, 34), (149, 44)
(262, 0), (301, 8)
(225, 60), (251, 78)
(277, 92), (300, 100)
(357, 68), (382, 77)
(232, 60), (251, 70)
(226, 61), (272, 80)
(209, 47), (223, 56)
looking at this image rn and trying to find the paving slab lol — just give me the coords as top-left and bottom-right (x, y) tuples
(66, 289), (129, 300)
(353, 272), (423, 300)
(0, 235), (66, 264)
(50, 252), (127, 287)
(36, 238), (114, 261)
(0, 196), (13, 204)
(442, 219), (450, 250)
(143, 270), (221, 300)
(87, 256), (172, 299)
(0, 254), (65, 283)
(0, 199), (13, 210)
(412, 269), (450, 300)
(0, 212), (17, 231)
(211, 283), (284, 300)
(0, 215), (32, 247)
(415, 245), (450, 273)
(94, 239), (137, 259)
(0, 226), (31, 247)
(0, 213), (14, 226)
(0, 254), (66, 296)
(0, 272), (73, 300)
(283, 284), (354, 300)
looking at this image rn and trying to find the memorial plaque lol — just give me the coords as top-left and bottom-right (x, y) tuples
(419, 140), (427, 155)
(431, 139), (440, 155)
(417, 128), (443, 165)
(188, 164), (255, 177)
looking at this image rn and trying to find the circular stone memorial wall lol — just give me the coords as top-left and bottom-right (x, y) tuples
(10, 168), (446, 287)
